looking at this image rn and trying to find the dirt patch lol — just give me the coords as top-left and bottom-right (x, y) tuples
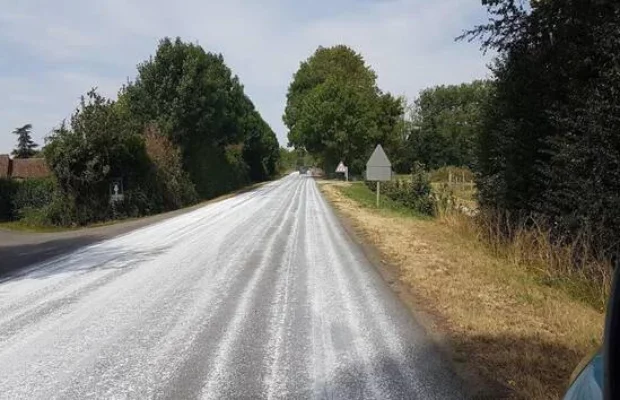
(320, 182), (604, 400)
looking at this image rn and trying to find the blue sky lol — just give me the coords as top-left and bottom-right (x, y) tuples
(0, 0), (492, 153)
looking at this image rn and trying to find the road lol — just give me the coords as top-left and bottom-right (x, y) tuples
(0, 174), (466, 399)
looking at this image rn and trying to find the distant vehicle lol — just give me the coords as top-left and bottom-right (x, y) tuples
(298, 166), (309, 175)
(563, 266), (619, 399)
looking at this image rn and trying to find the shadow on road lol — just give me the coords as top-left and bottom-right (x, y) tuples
(0, 177), (287, 282)
(0, 235), (104, 278)
(0, 236), (170, 284)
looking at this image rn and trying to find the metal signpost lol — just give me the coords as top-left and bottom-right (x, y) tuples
(335, 161), (349, 181)
(365, 144), (392, 207)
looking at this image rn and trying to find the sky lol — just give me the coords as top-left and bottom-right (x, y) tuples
(0, 0), (492, 153)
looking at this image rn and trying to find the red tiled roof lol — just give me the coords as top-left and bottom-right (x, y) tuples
(0, 155), (10, 179)
(11, 158), (51, 179)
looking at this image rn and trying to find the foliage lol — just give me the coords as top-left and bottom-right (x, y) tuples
(242, 109), (280, 181)
(12, 178), (55, 216)
(11, 124), (38, 159)
(0, 177), (56, 223)
(284, 45), (403, 175)
(44, 90), (159, 225)
(30, 37), (279, 227)
(366, 164), (434, 216)
(144, 124), (198, 208)
(429, 166), (475, 183)
(335, 183), (425, 217)
(0, 179), (17, 221)
(407, 81), (493, 170)
(277, 148), (297, 173)
(121, 37), (278, 198)
(466, 0), (620, 259)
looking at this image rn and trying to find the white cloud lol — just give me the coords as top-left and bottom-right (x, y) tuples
(0, 0), (491, 153)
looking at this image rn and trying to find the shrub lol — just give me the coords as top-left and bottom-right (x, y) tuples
(144, 124), (198, 209)
(429, 166), (474, 183)
(365, 164), (435, 215)
(185, 143), (250, 199)
(13, 178), (55, 216)
(0, 178), (57, 223)
(44, 90), (164, 226)
(43, 193), (79, 227)
(0, 179), (17, 221)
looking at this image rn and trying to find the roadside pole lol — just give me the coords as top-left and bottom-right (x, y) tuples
(366, 144), (392, 209)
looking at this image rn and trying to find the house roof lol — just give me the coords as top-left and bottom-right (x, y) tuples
(11, 158), (51, 179)
(0, 155), (10, 179)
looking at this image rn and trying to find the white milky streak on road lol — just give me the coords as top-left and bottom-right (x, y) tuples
(0, 174), (465, 399)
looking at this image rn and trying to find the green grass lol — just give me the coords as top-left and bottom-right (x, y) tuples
(335, 182), (430, 219)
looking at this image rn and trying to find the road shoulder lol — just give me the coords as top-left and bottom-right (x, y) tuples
(318, 181), (495, 399)
(319, 181), (604, 400)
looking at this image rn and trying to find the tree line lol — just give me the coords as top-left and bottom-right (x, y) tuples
(286, 0), (620, 266)
(2, 37), (280, 226)
(283, 45), (491, 177)
(464, 0), (620, 261)
(284, 45), (404, 176)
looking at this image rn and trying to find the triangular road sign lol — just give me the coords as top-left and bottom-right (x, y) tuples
(335, 161), (347, 173)
(366, 144), (391, 168)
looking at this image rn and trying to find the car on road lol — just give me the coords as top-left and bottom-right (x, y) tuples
(563, 266), (619, 399)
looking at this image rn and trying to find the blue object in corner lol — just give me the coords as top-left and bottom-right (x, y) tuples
(563, 353), (604, 400)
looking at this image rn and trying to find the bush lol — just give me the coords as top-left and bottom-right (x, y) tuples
(429, 166), (474, 183)
(185, 143), (250, 200)
(43, 193), (79, 227)
(0, 178), (56, 223)
(0, 179), (17, 221)
(44, 90), (166, 226)
(366, 164), (435, 215)
(144, 124), (198, 209)
(13, 178), (55, 216)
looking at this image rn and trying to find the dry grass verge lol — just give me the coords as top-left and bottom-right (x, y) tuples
(320, 182), (604, 400)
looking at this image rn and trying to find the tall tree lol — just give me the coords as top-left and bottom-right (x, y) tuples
(465, 0), (620, 256)
(408, 81), (493, 170)
(284, 45), (402, 174)
(11, 124), (38, 158)
(121, 37), (279, 198)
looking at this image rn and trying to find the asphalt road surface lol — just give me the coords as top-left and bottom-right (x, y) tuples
(0, 173), (466, 399)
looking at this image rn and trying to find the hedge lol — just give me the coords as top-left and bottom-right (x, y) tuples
(0, 177), (56, 222)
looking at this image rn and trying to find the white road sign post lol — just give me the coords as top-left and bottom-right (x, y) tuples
(109, 178), (124, 203)
(335, 161), (349, 181)
(365, 144), (392, 207)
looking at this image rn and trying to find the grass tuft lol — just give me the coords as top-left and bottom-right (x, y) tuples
(335, 181), (430, 219)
